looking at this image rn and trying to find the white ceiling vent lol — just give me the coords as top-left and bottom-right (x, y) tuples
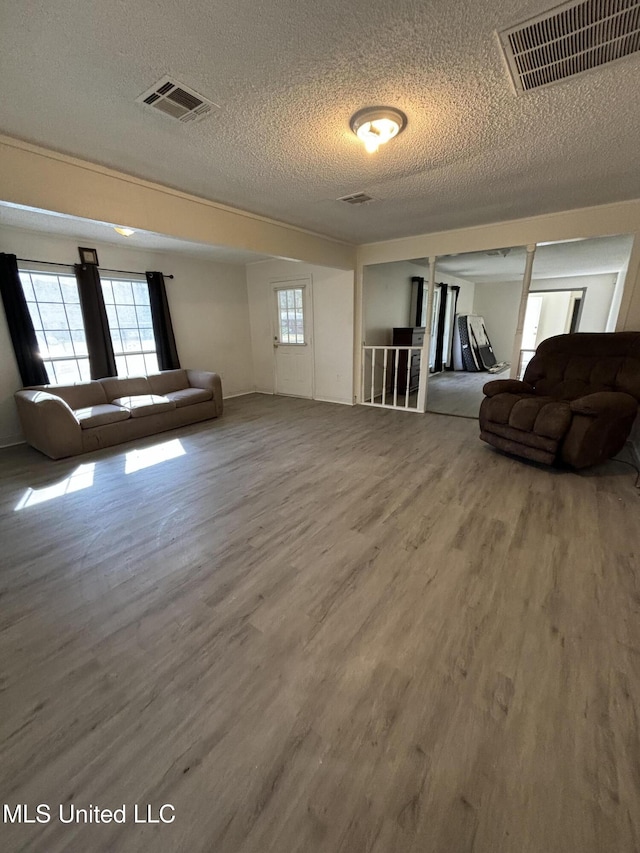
(136, 76), (219, 123)
(499, 0), (640, 92)
(338, 192), (376, 205)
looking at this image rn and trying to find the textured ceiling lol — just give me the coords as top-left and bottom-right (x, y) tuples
(0, 204), (273, 265)
(1, 0), (639, 244)
(435, 234), (634, 282)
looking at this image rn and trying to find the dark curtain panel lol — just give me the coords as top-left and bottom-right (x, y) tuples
(446, 286), (460, 370)
(411, 276), (425, 327)
(74, 263), (117, 379)
(434, 283), (449, 373)
(146, 271), (180, 370)
(0, 253), (50, 386)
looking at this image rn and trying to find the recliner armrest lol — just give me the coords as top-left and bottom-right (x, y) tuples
(483, 379), (535, 397)
(569, 391), (638, 418)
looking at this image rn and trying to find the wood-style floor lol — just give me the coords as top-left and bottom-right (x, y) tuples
(1, 394), (639, 853)
(426, 370), (492, 418)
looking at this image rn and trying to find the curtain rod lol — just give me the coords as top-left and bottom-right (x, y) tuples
(16, 258), (174, 279)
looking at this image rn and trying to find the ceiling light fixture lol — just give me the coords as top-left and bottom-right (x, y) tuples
(350, 107), (407, 154)
(114, 227), (135, 237)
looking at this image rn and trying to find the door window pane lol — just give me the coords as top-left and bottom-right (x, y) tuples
(277, 287), (305, 344)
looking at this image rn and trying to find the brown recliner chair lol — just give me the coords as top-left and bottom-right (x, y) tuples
(479, 332), (640, 469)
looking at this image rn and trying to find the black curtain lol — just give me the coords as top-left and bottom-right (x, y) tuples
(74, 263), (116, 379)
(411, 276), (425, 327)
(146, 271), (180, 370)
(446, 286), (460, 370)
(434, 283), (449, 373)
(0, 253), (50, 386)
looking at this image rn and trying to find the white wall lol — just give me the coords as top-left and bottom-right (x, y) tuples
(363, 262), (417, 345)
(439, 271), (475, 316)
(535, 291), (574, 343)
(0, 225), (255, 446)
(472, 272), (618, 364)
(246, 259), (354, 405)
(531, 274), (617, 332)
(363, 261), (475, 345)
(472, 281), (523, 363)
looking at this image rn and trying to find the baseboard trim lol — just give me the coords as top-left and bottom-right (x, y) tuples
(223, 391), (258, 399)
(313, 396), (354, 406)
(0, 437), (26, 449)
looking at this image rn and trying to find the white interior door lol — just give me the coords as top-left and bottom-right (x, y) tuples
(522, 295), (543, 350)
(273, 280), (313, 398)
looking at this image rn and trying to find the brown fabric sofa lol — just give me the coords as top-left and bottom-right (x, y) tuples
(15, 369), (223, 459)
(479, 332), (640, 469)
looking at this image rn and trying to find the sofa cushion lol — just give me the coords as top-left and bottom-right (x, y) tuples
(76, 404), (131, 429)
(100, 376), (151, 402)
(112, 394), (176, 418)
(148, 369), (190, 395)
(30, 381), (107, 409)
(165, 387), (213, 408)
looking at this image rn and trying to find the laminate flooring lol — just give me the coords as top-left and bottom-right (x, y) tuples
(1, 394), (639, 853)
(426, 370), (490, 418)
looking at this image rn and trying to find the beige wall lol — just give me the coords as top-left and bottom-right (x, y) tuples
(363, 261), (475, 342)
(0, 226), (254, 446)
(246, 259), (355, 405)
(0, 135), (356, 270)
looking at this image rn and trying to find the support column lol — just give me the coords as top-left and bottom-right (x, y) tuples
(510, 244), (537, 379)
(417, 255), (436, 412)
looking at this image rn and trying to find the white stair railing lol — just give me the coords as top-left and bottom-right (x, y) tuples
(361, 346), (427, 411)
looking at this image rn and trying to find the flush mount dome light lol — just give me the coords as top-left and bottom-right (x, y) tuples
(350, 107), (407, 154)
(114, 226), (135, 237)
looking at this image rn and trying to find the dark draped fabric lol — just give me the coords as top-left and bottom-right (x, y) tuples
(434, 283), (449, 373)
(74, 263), (116, 379)
(0, 253), (50, 386)
(446, 286), (460, 370)
(411, 276), (425, 327)
(146, 271), (180, 371)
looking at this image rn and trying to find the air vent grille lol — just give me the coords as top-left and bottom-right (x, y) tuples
(338, 192), (375, 205)
(499, 0), (640, 92)
(136, 76), (219, 123)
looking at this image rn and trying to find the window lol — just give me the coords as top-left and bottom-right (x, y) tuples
(101, 278), (159, 376)
(19, 271), (90, 384)
(276, 287), (305, 344)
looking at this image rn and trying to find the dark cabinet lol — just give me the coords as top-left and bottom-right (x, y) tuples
(392, 327), (425, 394)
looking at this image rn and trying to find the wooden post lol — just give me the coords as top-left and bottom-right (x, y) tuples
(510, 244), (537, 379)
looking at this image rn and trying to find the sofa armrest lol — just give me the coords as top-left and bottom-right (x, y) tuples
(14, 390), (82, 459)
(569, 391), (638, 418)
(185, 370), (223, 416)
(483, 379), (535, 397)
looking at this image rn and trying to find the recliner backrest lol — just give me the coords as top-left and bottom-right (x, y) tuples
(523, 332), (640, 401)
